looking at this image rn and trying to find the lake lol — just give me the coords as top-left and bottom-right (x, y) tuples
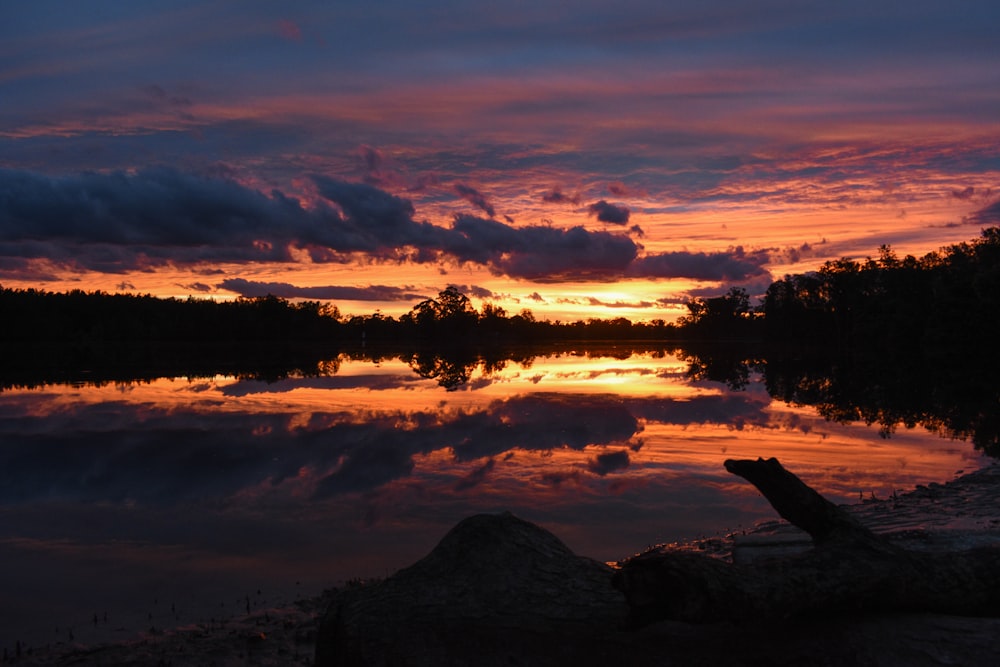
(0, 348), (986, 652)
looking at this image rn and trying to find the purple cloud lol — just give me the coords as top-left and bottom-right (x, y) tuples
(629, 247), (771, 282)
(0, 167), (769, 284)
(541, 188), (580, 205)
(450, 214), (639, 281)
(968, 198), (1000, 226)
(218, 278), (428, 301)
(587, 200), (631, 225)
(587, 450), (631, 476)
(453, 183), (496, 218)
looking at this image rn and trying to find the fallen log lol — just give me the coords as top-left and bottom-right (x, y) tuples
(613, 457), (1000, 626)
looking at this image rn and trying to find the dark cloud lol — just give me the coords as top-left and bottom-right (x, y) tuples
(315, 437), (417, 496)
(454, 458), (496, 491)
(0, 168), (768, 283)
(446, 283), (497, 300)
(220, 374), (426, 397)
(625, 393), (769, 428)
(608, 181), (648, 197)
(685, 275), (773, 301)
(0, 167), (346, 270)
(453, 183), (496, 218)
(455, 393), (640, 461)
(179, 282), (213, 293)
(219, 278), (428, 302)
(587, 200), (631, 225)
(587, 450), (630, 476)
(968, 198), (1000, 226)
(951, 186), (976, 200)
(586, 296), (656, 309)
(450, 214), (639, 281)
(358, 144), (387, 185)
(541, 188), (580, 205)
(311, 175), (424, 245)
(629, 246), (771, 281)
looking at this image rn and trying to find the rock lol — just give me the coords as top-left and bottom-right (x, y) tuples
(315, 511), (638, 666)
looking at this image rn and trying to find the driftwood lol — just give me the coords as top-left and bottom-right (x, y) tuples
(614, 457), (1000, 626)
(316, 458), (1000, 666)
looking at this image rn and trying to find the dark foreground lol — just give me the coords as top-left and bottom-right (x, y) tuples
(11, 463), (1000, 666)
(317, 459), (1000, 667)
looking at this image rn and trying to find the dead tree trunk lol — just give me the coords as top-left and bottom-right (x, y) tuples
(613, 457), (1000, 626)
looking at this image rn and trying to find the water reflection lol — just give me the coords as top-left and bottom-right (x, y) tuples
(0, 350), (985, 651)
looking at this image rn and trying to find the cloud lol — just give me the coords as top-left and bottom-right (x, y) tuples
(0, 167), (344, 270)
(276, 19), (303, 42)
(587, 449), (630, 476)
(587, 200), (631, 225)
(968, 198), (1000, 226)
(453, 458), (496, 491)
(178, 281), (214, 293)
(219, 278), (428, 302)
(629, 246), (771, 281)
(685, 274), (774, 300)
(585, 296), (656, 309)
(0, 168), (770, 284)
(608, 181), (649, 197)
(541, 188), (580, 205)
(447, 283), (497, 300)
(453, 183), (496, 218)
(450, 214), (639, 281)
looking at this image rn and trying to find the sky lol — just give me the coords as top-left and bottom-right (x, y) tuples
(2, 0), (999, 322)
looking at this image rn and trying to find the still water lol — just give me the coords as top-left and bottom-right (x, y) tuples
(0, 350), (985, 650)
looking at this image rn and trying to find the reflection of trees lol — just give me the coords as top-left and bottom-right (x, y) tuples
(763, 350), (1000, 457)
(676, 344), (761, 391)
(408, 348), (479, 390)
(677, 344), (1000, 458)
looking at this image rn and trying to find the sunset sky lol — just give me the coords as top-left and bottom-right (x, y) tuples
(2, 1), (999, 322)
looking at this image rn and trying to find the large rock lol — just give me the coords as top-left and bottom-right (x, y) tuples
(315, 511), (629, 666)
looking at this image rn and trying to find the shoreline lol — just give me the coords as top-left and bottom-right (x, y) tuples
(11, 461), (1000, 666)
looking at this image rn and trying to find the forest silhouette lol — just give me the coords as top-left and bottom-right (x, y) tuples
(2, 227), (999, 453)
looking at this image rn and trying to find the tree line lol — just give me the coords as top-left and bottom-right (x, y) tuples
(0, 284), (674, 347)
(2, 225), (998, 354)
(680, 226), (1000, 356)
